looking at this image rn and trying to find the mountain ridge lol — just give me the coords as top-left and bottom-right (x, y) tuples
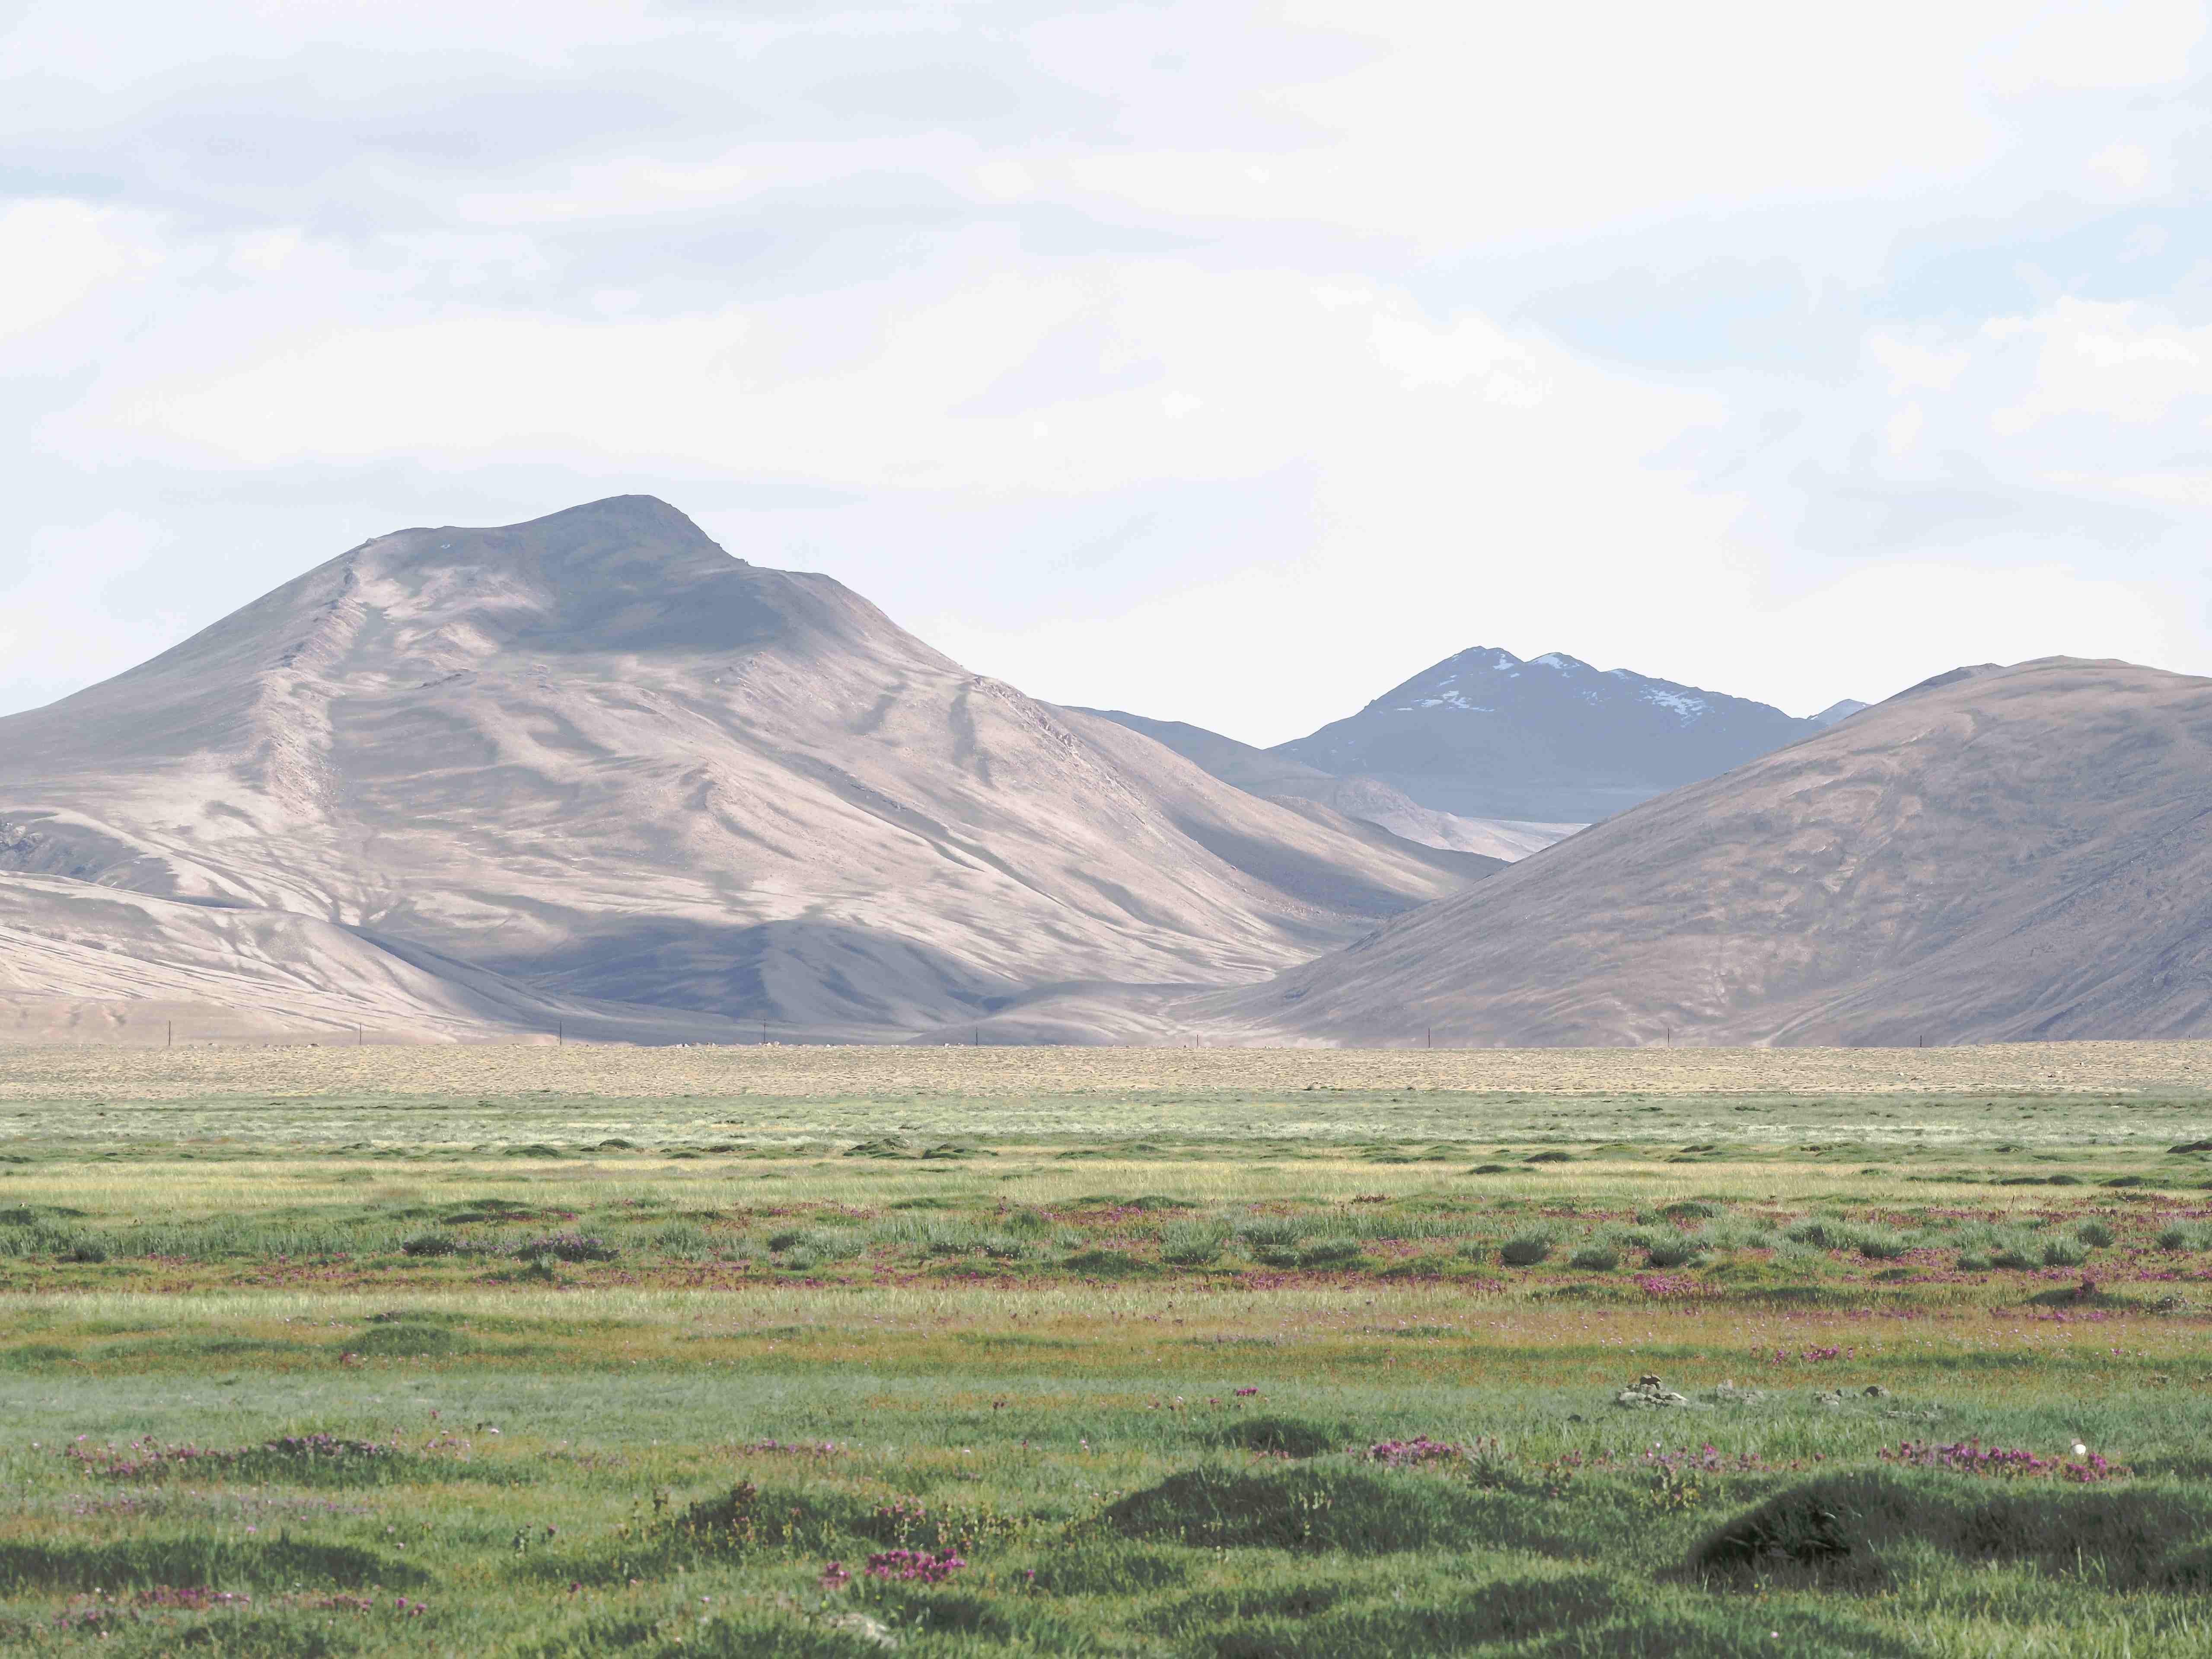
(1197, 656), (2212, 1046)
(1270, 644), (1840, 823)
(0, 496), (1483, 1042)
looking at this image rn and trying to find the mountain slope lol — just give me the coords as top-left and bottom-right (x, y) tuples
(1067, 710), (1331, 796)
(1273, 646), (1831, 823)
(1073, 708), (1559, 861)
(0, 496), (1480, 1041)
(0, 872), (747, 1046)
(1203, 658), (2212, 1046)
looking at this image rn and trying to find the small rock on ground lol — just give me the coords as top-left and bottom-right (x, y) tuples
(826, 1613), (899, 1649)
(1615, 1372), (1692, 1408)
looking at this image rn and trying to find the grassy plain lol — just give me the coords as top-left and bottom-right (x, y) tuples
(0, 1043), (2210, 1655)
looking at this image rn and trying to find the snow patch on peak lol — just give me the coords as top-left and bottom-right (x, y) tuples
(1439, 647), (1519, 674)
(1398, 692), (1497, 713)
(1641, 686), (1708, 722)
(1393, 648), (1521, 707)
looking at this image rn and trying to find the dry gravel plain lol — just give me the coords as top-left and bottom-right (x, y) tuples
(6, 1037), (2212, 1101)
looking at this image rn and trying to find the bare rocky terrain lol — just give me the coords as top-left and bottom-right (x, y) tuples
(0, 497), (1482, 1044)
(1205, 657), (2212, 1046)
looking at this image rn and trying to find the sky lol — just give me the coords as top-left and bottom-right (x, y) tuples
(4, 0), (2211, 745)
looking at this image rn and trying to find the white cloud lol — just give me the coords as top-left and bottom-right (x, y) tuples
(971, 158), (1037, 200)
(2097, 467), (2212, 507)
(1369, 310), (1546, 401)
(4, 0), (2212, 743)
(0, 201), (160, 341)
(0, 514), (191, 711)
(1989, 299), (2210, 434)
(1983, 0), (2207, 93)
(2085, 142), (2158, 195)
(1052, 0), (2023, 244)
(1868, 332), (1975, 396)
(1753, 561), (2179, 699)
(1884, 402), (1926, 457)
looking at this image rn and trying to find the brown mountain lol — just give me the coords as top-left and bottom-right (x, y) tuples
(0, 497), (1482, 1043)
(1199, 657), (2212, 1046)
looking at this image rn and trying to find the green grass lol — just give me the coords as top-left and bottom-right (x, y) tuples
(0, 1075), (2209, 1653)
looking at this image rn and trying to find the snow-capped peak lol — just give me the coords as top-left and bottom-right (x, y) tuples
(1441, 647), (1520, 672)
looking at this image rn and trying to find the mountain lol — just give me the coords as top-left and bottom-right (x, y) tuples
(1810, 699), (1869, 727)
(1272, 646), (1835, 823)
(1064, 710), (1330, 795)
(0, 870), (698, 1046)
(1073, 709), (1563, 862)
(0, 497), (1485, 1043)
(1200, 657), (2212, 1046)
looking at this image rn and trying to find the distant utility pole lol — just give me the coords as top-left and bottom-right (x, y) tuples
(1426, 1027), (1432, 1050)
(557, 1019), (564, 1046)
(974, 1027), (981, 1047)
(166, 1021), (172, 1050)
(762, 1019), (768, 1046)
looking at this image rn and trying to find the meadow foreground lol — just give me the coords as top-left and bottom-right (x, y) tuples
(0, 1043), (2208, 1655)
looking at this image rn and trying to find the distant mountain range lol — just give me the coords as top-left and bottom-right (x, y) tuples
(1087, 647), (1864, 848)
(5, 491), (2196, 1050)
(0, 498), (1483, 1044)
(1272, 645), (1847, 824)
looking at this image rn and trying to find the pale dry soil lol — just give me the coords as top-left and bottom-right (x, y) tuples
(6, 1038), (2212, 1102)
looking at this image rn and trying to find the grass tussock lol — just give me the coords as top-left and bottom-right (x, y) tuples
(1202, 1417), (1348, 1459)
(1103, 1461), (1569, 1555)
(1693, 1472), (2212, 1590)
(0, 1536), (424, 1594)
